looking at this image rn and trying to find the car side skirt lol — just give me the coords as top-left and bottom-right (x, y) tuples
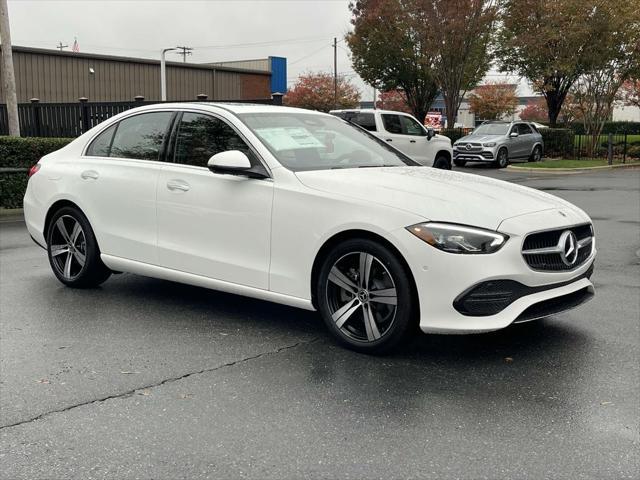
(101, 254), (316, 311)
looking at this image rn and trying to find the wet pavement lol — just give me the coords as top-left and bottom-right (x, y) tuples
(1, 167), (639, 479)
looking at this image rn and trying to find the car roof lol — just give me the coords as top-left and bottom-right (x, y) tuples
(119, 102), (328, 116)
(330, 108), (415, 116)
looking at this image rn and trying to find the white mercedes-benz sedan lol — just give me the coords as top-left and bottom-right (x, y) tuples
(24, 103), (596, 353)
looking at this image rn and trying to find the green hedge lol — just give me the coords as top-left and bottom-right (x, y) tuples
(0, 136), (73, 209)
(568, 121), (640, 135)
(0, 136), (73, 169)
(540, 128), (574, 157)
(0, 172), (29, 209)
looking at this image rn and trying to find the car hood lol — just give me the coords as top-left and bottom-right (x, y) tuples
(456, 134), (503, 143)
(295, 166), (581, 231)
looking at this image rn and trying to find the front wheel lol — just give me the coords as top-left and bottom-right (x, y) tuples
(47, 206), (111, 288)
(495, 148), (509, 168)
(433, 155), (451, 170)
(316, 239), (418, 354)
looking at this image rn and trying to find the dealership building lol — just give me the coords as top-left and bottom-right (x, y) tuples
(0, 46), (287, 103)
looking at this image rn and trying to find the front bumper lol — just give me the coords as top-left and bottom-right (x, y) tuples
(392, 209), (596, 334)
(453, 148), (495, 162)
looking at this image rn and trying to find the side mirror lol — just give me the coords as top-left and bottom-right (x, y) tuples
(207, 150), (268, 179)
(427, 128), (435, 140)
(509, 131), (519, 138)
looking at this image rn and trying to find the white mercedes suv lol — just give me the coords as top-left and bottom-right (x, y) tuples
(24, 103), (596, 353)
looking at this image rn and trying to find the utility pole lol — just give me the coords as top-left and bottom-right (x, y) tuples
(56, 41), (68, 51)
(0, 0), (19, 136)
(333, 37), (337, 109)
(175, 46), (192, 63)
(160, 47), (176, 101)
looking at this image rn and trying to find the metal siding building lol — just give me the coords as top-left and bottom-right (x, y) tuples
(0, 46), (281, 103)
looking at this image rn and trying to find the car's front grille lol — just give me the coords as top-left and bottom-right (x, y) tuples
(522, 223), (594, 271)
(456, 142), (483, 152)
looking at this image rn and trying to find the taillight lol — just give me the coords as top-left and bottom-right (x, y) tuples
(28, 164), (41, 178)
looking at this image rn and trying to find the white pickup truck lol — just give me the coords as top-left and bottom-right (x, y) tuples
(330, 109), (453, 169)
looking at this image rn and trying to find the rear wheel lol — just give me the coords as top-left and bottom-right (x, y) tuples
(454, 159), (467, 167)
(433, 154), (451, 170)
(495, 148), (509, 168)
(47, 206), (111, 288)
(316, 238), (417, 354)
(529, 145), (542, 162)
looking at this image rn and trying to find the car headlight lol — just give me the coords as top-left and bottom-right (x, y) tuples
(483, 142), (496, 147)
(406, 222), (508, 254)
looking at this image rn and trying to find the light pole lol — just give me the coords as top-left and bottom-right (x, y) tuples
(160, 48), (176, 101)
(0, 0), (20, 136)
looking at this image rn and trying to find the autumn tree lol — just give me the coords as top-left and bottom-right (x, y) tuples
(468, 83), (518, 120)
(519, 98), (548, 123)
(347, 0), (439, 122)
(571, 2), (640, 154)
(284, 72), (360, 112)
(421, 0), (498, 126)
(619, 79), (640, 108)
(520, 95), (582, 124)
(376, 90), (411, 113)
(497, 0), (622, 127)
(347, 0), (495, 124)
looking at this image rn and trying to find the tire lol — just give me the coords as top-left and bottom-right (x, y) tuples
(454, 159), (467, 167)
(316, 238), (418, 354)
(495, 148), (509, 168)
(529, 145), (542, 162)
(433, 155), (451, 170)
(46, 206), (111, 288)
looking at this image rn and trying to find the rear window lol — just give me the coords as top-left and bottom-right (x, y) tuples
(109, 112), (173, 161)
(86, 124), (117, 157)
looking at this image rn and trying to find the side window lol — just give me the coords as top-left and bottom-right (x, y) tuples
(110, 112), (173, 161)
(400, 115), (426, 136)
(86, 124), (117, 157)
(382, 114), (403, 134)
(353, 113), (377, 132)
(518, 123), (533, 135)
(174, 113), (252, 167)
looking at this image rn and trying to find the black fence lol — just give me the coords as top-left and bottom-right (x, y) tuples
(0, 96), (281, 138)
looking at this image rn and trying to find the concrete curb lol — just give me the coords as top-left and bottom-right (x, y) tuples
(507, 162), (640, 173)
(0, 208), (24, 223)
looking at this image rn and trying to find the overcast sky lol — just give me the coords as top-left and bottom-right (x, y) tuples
(6, 0), (528, 101)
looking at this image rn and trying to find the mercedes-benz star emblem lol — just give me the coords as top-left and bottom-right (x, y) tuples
(559, 230), (579, 266)
(465, 144), (472, 150)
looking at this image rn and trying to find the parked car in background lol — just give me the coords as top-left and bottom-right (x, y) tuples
(24, 104), (594, 354)
(453, 121), (544, 168)
(330, 109), (453, 169)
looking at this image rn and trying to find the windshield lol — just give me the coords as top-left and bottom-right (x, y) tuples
(472, 123), (510, 135)
(238, 112), (416, 172)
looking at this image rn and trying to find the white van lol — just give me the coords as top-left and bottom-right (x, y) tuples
(330, 109), (453, 169)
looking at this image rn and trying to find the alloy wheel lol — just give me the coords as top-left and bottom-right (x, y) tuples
(533, 146), (541, 162)
(49, 215), (87, 281)
(498, 149), (508, 168)
(325, 251), (398, 342)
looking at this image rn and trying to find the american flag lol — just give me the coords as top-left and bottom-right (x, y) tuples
(72, 37), (79, 53)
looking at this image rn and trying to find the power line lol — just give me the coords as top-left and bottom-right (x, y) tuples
(175, 45), (193, 62)
(192, 36), (328, 50)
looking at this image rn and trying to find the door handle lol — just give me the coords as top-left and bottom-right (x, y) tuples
(386, 138), (392, 142)
(409, 140), (416, 143)
(81, 170), (99, 180)
(166, 180), (190, 192)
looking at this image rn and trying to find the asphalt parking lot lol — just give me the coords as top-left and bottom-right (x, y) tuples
(1, 166), (639, 479)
